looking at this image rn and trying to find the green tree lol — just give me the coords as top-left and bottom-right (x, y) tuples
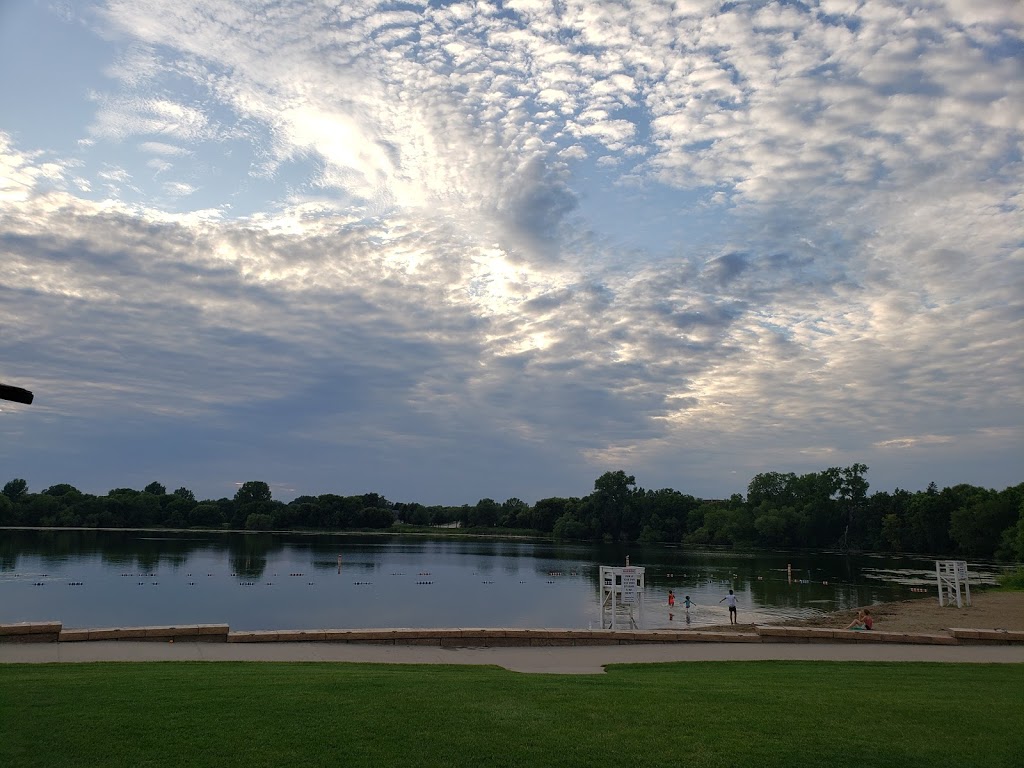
(500, 497), (530, 528)
(592, 470), (637, 541)
(144, 481), (166, 495)
(881, 513), (902, 552)
(472, 498), (500, 528)
(244, 513), (274, 531)
(552, 511), (589, 540)
(997, 499), (1024, 561)
(189, 504), (223, 528)
(746, 472), (797, 508)
(42, 483), (81, 497)
(531, 498), (573, 532)
(949, 487), (1018, 557)
(173, 487), (196, 504)
(2, 478), (28, 502)
(235, 481), (272, 505)
(0, 494), (14, 525)
(232, 482), (274, 528)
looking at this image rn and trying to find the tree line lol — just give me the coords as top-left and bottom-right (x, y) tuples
(1, 466), (1021, 561)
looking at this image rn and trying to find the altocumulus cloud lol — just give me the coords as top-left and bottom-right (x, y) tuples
(0, 0), (1021, 504)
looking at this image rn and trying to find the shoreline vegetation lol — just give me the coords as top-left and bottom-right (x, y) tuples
(3, 467), (1023, 562)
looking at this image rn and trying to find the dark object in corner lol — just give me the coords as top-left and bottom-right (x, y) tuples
(0, 383), (34, 405)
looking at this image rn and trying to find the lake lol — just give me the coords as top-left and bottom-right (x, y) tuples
(0, 529), (1004, 630)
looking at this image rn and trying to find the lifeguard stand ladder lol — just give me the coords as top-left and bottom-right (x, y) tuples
(936, 560), (971, 608)
(599, 562), (645, 630)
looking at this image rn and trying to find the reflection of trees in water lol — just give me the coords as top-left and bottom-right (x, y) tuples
(3, 529), (237, 573)
(228, 533), (278, 580)
(136, 552), (160, 574)
(230, 553), (267, 580)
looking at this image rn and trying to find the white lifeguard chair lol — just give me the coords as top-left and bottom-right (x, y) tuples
(936, 560), (971, 608)
(599, 560), (645, 630)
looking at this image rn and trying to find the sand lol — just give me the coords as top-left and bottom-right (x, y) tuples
(705, 590), (1024, 636)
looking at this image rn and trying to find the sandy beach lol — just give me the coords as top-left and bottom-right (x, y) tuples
(706, 589), (1024, 636)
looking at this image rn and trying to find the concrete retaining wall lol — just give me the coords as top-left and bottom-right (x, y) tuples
(2, 622), (1021, 647)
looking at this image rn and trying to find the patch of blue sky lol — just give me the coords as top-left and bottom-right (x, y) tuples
(569, 158), (731, 261)
(0, 3), (112, 153)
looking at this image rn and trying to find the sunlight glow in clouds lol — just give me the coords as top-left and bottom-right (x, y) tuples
(0, 0), (1021, 504)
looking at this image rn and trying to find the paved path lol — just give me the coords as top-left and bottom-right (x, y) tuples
(3, 641), (1022, 673)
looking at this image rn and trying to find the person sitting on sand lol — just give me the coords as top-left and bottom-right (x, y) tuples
(845, 609), (873, 631)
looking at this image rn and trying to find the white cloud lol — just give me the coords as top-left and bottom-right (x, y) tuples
(0, 1), (1020, 501)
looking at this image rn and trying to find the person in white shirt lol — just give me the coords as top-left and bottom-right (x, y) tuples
(719, 589), (738, 624)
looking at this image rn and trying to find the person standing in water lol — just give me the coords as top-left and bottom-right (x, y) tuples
(719, 589), (738, 624)
(668, 589), (675, 608)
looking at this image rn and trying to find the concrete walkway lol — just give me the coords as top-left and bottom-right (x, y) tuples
(3, 640), (1022, 673)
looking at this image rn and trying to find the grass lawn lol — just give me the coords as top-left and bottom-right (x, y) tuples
(1, 660), (1020, 767)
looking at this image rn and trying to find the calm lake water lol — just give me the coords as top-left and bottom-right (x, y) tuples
(0, 529), (1004, 630)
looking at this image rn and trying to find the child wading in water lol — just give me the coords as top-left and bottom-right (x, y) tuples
(668, 589), (675, 608)
(719, 589), (738, 624)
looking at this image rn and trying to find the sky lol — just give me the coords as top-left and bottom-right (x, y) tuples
(1, 0), (1021, 506)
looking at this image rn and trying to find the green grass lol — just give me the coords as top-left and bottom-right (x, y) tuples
(1, 661), (1021, 767)
(997, 568), (1024, 590)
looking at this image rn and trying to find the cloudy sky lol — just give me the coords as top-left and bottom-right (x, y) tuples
(1, 0), (1021, 506)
